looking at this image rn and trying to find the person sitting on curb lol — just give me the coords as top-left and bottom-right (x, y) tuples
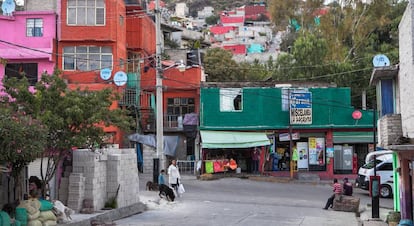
(343, 178), (353, 196)
(323, 178), (342, 210)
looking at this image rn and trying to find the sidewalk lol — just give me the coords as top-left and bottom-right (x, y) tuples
(359, 204), (391, 226)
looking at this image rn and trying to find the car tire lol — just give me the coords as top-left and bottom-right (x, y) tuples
(380, 184), (393, 198)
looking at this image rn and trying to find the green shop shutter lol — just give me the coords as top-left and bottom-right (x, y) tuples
(333, 132), (375, 144)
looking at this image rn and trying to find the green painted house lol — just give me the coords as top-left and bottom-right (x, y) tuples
(199, 82), (374, 178)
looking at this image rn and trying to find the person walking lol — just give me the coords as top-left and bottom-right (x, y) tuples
(168, 159), (181, 195)
(323, 178), (342, 210)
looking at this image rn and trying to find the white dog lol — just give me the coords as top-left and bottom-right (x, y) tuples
(52, 200), (74, 224)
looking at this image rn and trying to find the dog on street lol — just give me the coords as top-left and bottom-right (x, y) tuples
(158, 184), (175, 202)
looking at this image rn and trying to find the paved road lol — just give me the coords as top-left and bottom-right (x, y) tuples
(114, 176), (383, 226)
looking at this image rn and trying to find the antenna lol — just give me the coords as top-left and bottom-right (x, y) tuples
(372, 54), (390, 67)
(2, 0), (16, 16)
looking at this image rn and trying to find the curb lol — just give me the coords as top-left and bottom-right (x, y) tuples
(61, 202), (147, 226)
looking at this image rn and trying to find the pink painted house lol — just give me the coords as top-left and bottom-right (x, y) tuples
(0, 11), (56, 87)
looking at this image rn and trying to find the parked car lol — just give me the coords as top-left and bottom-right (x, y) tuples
(355, 151), (394, 198)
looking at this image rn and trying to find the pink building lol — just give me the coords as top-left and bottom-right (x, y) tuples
(0, 11), (56, 87)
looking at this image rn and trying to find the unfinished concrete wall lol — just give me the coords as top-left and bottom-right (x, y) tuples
(67, 148), (139, 212)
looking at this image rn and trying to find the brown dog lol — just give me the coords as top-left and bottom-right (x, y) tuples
(146, 181), (159, 191)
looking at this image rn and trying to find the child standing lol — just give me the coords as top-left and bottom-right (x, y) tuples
(158, 169), (166, 189)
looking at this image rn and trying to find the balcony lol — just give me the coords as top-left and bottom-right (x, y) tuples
(119, 88), (139, 107)
(141, 112), (185, 132)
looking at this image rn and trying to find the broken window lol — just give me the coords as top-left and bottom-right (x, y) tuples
(220, 88), (242, 111)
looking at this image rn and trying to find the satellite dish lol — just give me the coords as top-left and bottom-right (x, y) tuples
(100, 68), (112, 81)
(2, 0), (16, 15)
(113, 71), (127, 86)
(372, 54), (390, 67)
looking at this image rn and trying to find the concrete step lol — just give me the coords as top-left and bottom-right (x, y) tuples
(297, 173), (320, 181)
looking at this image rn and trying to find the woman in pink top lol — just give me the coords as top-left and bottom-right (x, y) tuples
(323, 178), (342, 210)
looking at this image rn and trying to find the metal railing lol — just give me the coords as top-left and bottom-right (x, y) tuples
(177, 160), (196, 175)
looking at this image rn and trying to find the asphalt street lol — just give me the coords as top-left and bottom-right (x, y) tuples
(114, 175), (391, 226)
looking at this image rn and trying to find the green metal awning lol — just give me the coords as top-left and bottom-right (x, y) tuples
(333, 132), (375, 144)
(200, 130), (271, 149)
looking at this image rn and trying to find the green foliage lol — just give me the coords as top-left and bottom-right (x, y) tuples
(0, 105), (47, 178)
(1, 72), (132, 196)
(269, 0), (406, 108)
(386, 211), (401, 223)
(204, 48), (244, 81)
(164, 38), (180, 49)
(205, 15), (219, 25)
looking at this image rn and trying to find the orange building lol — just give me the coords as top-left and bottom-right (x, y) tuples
(58, 0), (127, 146)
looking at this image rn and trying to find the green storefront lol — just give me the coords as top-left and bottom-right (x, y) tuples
(199, 84), (374, 176)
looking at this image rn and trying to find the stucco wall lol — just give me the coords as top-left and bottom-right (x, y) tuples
(399, 2), (414, 138)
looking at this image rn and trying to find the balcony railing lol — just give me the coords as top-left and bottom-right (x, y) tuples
(141, 112), (185, 132)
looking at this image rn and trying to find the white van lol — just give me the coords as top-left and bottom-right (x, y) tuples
(355, 151), (394, 198)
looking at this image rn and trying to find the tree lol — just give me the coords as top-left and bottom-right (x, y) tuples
(268, 0), (324, 31)
(0, 100), (48, 201)
(270, 0), (406, 107)
(204, 48), (246, 81)
(2, 73), (132, 196)
(205, 15), (219, 25)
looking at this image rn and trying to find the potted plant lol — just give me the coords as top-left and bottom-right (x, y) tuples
(386, 211), (401, 226)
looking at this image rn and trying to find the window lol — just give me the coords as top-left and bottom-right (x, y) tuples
(220, 88), (242, 111)
(167, 97), (195, 116)
(5, 63), (38, 86)
(281, 88), (289, 111)
(120, 15), (124, 26)
(378, 163), (393, 171)
(26, 19), (43, 37)
(67, 0), (105, 26)
(63, 46), (112, 71)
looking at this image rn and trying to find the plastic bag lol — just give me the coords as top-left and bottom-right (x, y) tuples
(178, 184), (185, 194)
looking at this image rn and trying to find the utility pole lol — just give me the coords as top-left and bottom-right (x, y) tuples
(154, 0), (164, 182)
(288, 88), (294, 179)
(372, 104), (379, 218)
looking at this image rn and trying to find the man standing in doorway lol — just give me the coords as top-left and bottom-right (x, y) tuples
(252, 147), (260, 174)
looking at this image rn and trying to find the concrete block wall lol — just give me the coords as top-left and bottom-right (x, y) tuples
(72, 150), (107, 210)
(107, 149), (139, 208)
(142, 144), (157, 177)
(379, 114), (402, 147)
(67, 173), (85, 212)
(67, 148), (139, 212)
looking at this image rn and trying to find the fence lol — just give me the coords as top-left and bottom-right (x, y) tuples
(177, 160), (196, 175)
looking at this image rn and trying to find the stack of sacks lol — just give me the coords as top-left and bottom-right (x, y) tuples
(38, 200), (56, 226)
(18, 199), (41, 226)
(18, 199), (57, 226)
(15, 207), (28, 226)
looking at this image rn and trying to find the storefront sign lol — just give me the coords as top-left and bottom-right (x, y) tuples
(279, 132), (300, 141)
(290, 92), (312, 124)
